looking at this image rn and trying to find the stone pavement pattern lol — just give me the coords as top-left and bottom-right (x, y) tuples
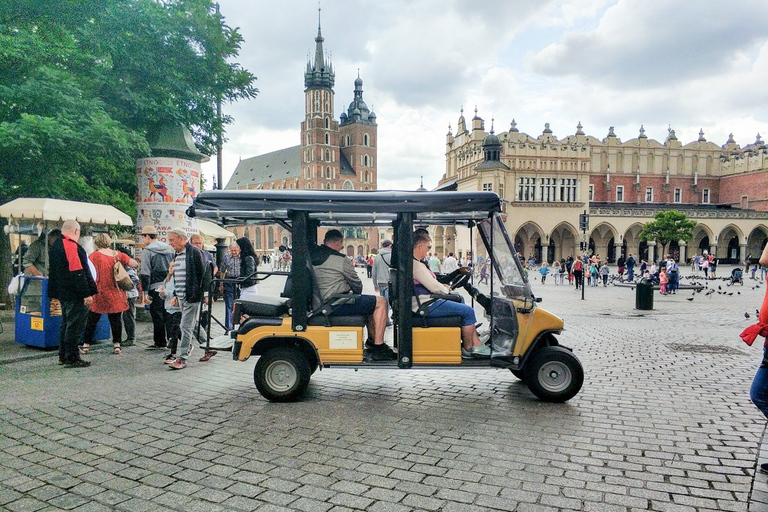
(1, 265), (767, 512)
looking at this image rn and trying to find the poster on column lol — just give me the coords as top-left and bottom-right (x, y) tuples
(136, 157), (201, 250)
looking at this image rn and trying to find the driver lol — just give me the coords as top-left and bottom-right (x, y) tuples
(412, 230), (490, 359)
(311, 229), (395, 361)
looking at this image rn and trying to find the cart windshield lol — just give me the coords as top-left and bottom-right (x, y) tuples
(480, 213), (532, 301)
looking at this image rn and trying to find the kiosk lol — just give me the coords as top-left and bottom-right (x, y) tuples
(0, 198), (133, 348)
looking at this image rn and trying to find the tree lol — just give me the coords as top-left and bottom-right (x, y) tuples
(0, 0), (258, 305)
(639, 210), (697, 251)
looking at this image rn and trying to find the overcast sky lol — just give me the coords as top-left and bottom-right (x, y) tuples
(202, 0), (768, 191)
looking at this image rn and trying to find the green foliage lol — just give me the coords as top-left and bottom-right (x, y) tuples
(639, 210), (697, 247)
(0, 0), (258, 216)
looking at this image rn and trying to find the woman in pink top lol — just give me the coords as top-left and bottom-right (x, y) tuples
(81, 233), (138, 355)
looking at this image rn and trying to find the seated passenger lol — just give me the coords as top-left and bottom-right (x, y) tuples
(311, 229), (395, 361)
(412, 230), (490, 359)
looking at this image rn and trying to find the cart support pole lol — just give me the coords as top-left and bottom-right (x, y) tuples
(395, 213), (413, 369)
(290, 211), (309, 332)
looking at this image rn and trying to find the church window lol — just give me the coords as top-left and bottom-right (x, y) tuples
(254, 228), (261, 249)
(345, 135), (350, 146)
(364, 171), (369, 183)
(343, 180), (354, 190)
(325, 149), (330, 161)
(325, 117), (330, 129)
(325, 183), (332, 190)
(268, 227), (274, 247)
(306, 133), (311, 145)
(326, 166), (331, 179)
(363, 155), (369, 167)
(364, 134), (369, 146)
(325, 133), (330, 145)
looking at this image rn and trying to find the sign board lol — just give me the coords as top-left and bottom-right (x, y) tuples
(30, 317), (43, 331)
(328, 331), (358, 350)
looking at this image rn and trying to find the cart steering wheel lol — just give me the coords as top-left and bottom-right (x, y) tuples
(449, 270), (472, 290)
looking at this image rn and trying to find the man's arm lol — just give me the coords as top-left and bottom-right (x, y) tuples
(23, 242), (43, 276)
(341, 257), (363, 294)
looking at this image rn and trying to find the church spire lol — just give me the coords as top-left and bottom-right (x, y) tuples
(305, 6), (334, 90)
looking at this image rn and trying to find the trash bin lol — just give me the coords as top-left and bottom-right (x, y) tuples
(635, 278), (654, 310)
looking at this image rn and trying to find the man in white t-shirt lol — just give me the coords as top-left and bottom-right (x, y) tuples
(442, 252), (459, 274)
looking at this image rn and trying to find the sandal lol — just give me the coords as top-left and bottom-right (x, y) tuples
(79, 344), (90, 355)
(113, 344), (121, 355)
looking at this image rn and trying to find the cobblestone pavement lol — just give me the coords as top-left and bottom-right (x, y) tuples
(1, 266), (768, 511)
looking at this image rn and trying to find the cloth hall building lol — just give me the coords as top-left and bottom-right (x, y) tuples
(437, 109), (768, 265)
(225, 16), (378, 257)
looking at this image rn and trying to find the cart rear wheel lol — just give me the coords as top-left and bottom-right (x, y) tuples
(523, 346), (583, 402)
(254, 348), (311, 402)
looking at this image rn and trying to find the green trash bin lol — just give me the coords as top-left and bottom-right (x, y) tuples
(635, 278), (654, 310)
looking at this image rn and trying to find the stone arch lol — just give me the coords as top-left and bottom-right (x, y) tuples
(514, 221), (545, 262)
(622, 223), (644, 260)
(747, 225), (768, 261)
(589, 222), (618, 261)
(549, 222), (578, 262)
(718, 224), (744, 262)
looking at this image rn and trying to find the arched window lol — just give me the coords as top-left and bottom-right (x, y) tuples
(363, 155), (369, 167)
(325, 149), (330, 161)
(345, 135), (350, 146)
(343, 180), (354, 190)
(326, 166), (331, 179)
(364, 133), (369, 146)
(364, 171), (369, 183)
(325, 133), (329, 145)
(325, 117), (330, 129)
(306, 133), (310, 145)
(254, 228), (261, 249)
(325, 183), (332, 190)
(305, 183), (311, 189)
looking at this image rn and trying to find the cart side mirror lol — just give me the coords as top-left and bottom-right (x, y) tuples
(535, 297), (542, 303)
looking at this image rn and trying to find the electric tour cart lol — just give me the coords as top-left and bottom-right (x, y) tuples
(188, 190), (584, 403)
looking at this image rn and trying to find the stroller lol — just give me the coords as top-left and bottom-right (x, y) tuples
(731, 267), (744, 285)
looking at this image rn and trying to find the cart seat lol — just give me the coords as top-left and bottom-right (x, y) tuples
(307, 315), (367, 327)
(239, 316), (285, 335)
(234, 297), (289, 318)
(412, 315), (463, 328)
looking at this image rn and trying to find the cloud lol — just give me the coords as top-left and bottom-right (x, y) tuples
(527, 0), (768, 87)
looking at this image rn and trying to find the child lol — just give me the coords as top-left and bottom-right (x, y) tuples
(158, 267), (181, 364)
(752, 264), (758, 280)
(539, 262), (549, 284)
(659, 268), (668, 295)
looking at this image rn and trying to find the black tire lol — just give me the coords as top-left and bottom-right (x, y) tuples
(523, 346), (583, 402)
(254, 348), (311, 402)
(510, 369), (525, 381)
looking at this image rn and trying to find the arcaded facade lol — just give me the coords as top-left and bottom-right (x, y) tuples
(438, 108), (768, 264)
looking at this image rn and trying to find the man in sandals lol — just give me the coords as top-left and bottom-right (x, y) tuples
(166, 229), (207, 370)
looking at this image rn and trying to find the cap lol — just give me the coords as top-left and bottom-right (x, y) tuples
(382, 240), (392, 247)
(139, 225), (157, 235)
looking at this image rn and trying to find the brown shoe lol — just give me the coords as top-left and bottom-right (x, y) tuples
(199, 350), (217, 362)
(168, 359), (187, 370)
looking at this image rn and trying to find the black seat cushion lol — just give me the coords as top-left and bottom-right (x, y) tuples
(412, 315), (463, 327)
(235, 297), (289, 317)
(307, 315), (367, 327)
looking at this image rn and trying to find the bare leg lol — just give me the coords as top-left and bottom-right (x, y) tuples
(371, 296), (386, 345)
(460, 325), (482, 350)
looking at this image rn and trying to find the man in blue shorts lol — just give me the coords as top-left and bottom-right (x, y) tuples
(311, 230), (395, 361)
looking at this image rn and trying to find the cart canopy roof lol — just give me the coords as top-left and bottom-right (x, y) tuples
(0, 198), (133, 226)
(188, 189), (501, 226)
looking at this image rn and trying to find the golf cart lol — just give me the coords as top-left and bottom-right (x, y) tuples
(188, 190), (583, 403)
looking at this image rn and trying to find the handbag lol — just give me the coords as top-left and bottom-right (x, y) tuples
(113, 254), (134, 291)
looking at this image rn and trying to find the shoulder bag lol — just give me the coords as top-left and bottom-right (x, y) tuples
(113, 253), (134, 291)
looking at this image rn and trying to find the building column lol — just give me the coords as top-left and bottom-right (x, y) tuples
(540, 245), (548, 265)
(614, 242), (623, 261)
(710, 245), (717, 259)
(574, 242), (582, 259)
(647, 241), (656, 263)
(679, 241), (687, 264)
(740, 243), (748, 265)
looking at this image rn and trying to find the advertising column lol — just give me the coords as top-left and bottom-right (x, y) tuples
(135, 124), (210, 247)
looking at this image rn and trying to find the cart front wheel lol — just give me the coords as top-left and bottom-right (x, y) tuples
(523, 346), (583, 402)
(254, 348), (311, 402)
(510, 369), (525, 381)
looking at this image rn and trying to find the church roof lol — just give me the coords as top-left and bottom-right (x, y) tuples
(225, 146), (301, 189)
(225, 145), (356, 189)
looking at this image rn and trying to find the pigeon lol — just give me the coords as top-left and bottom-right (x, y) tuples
(746, 312), (751, 319)
(718, 285), (722, 290)
(687, 297), (694, 301)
